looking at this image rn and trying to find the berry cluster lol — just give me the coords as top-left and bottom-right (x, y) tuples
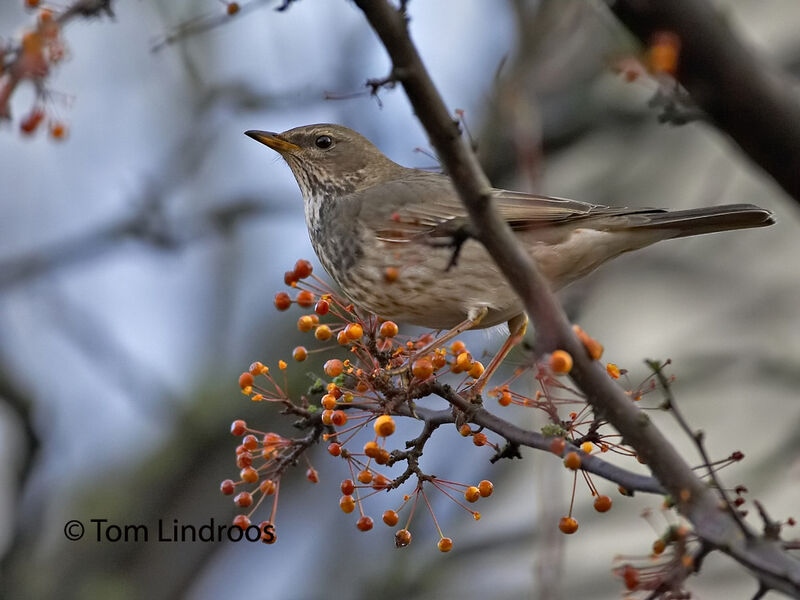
(222, 259), (756, 591)
(2, 3), (74, 137)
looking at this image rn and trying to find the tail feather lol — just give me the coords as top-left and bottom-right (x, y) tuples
(611, 204), (775, 238)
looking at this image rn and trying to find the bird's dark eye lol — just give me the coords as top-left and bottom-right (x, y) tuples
(315, 135), (333, 149)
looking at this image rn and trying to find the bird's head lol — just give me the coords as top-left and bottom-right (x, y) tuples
(245, 124), (404, 197)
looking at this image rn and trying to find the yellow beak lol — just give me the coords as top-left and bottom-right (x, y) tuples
(245, 130), (300, 153)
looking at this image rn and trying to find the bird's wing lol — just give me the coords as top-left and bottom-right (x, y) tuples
(361, 171), (662, 243)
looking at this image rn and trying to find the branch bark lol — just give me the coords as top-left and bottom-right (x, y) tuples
(352, 0), (800, 595)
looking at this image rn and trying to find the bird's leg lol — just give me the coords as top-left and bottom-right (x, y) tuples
(468, 313), (528, 397)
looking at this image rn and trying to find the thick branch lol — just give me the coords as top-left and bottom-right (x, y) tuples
(608, 0), (800, 204)
(353, 1), (800, 595)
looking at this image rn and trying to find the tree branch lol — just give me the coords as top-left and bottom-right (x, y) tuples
(607, 0), (800, 204)
(352, 0), (800, 595)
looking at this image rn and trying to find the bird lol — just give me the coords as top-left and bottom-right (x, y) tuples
(246, 123), (774, 386)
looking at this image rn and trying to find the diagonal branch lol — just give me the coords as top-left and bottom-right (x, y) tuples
(352, 0), (800, 595)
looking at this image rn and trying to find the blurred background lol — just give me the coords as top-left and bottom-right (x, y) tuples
(1, 1), (798, 598)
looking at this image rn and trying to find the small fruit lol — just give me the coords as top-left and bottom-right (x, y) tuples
(558, 516), (579, 534)
(374, 415), (396, 437)
(437, 537), (453, 552)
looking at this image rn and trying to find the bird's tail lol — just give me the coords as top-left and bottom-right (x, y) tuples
(614, 204), (775, 238)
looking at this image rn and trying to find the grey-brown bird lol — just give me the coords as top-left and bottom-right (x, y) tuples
(246, 124), (774, 384)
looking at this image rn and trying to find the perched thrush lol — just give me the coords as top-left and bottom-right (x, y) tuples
(246, 124), (774, 380)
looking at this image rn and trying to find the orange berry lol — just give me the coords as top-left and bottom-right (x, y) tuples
(327, 442), (341, 456)
(240, 467), (258, 483)
(456, 351), (472, 371)
(321, 394), (337, 410)
(478, 480), (493, 497)
(321, 409), (333, 425)
(314, 324), (332, 341)
(357, 516), (374, 531)
(363, 441), (380, 458)
(549, 350), (573, 374)
(606, 363), (621, 379)
(374, 449), (390, 466)
(242, 434), (258, 450)
(296, 290), (314, 307)
(49, 121), (67, 140)
(324, 359), (344, 377)
(573, 325), (603, 360)
(379, 320), (398, 337)
(357, 469), (373, 484)
(464, 486), (480, 503)
(238, 372), (254, 389)
(340, 479), (355, 495)
(248, 361), (265, 375)
(331, 410), (347, 427)
(472, 432), (488, 446)
(297, 316), (314, 332)
(498, 390), (512, 406)
(649, 31), (681, 75)
(234, 491), (253, 507)
(459, 424), (471, 437)
(345, 323), (363, 340)
(563, 451), (581, 470)
(411, 358), (434, 379)
(292, 346), (308, 361)
(593, 495), (612, 513)
(382, 510), (399, 526)
(339, 495), (355, 514)
(432, 353), (447, 369)
(259, 521), (276, 544)
(25, 0), (41, 8)
(306, 467), (319, 483)
(581, 441), (593, 454)
(373, 415), (396, 437)
(337, 330), (349, 345)
(395, 529), (412, 547)
(450, 341), (466, 355)
(293, 259), (313, 279)
(230, 419), (247, 436)
(558, 516), (579, 534)
(284, 270), (298, 286)
(274, 292), (291, 310)
(226, 2), (240, 15)
(468, 361), (484, 379)
(232, 514), (250, 530)
(278, 360), (287, 370)
(384, 267), (399, 282)
(437, 537), (453, 552)
(259, 479), (276, 495)
(236, 452), (252, 469)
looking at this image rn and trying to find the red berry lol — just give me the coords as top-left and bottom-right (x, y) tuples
(220, 479), (235, 495)
(230, 419), (247, 436)
(356, 516), (373, 531)
(274, 292), (291, 310)
(234, 491), (253, 507)
(293, 259), (313, 279)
